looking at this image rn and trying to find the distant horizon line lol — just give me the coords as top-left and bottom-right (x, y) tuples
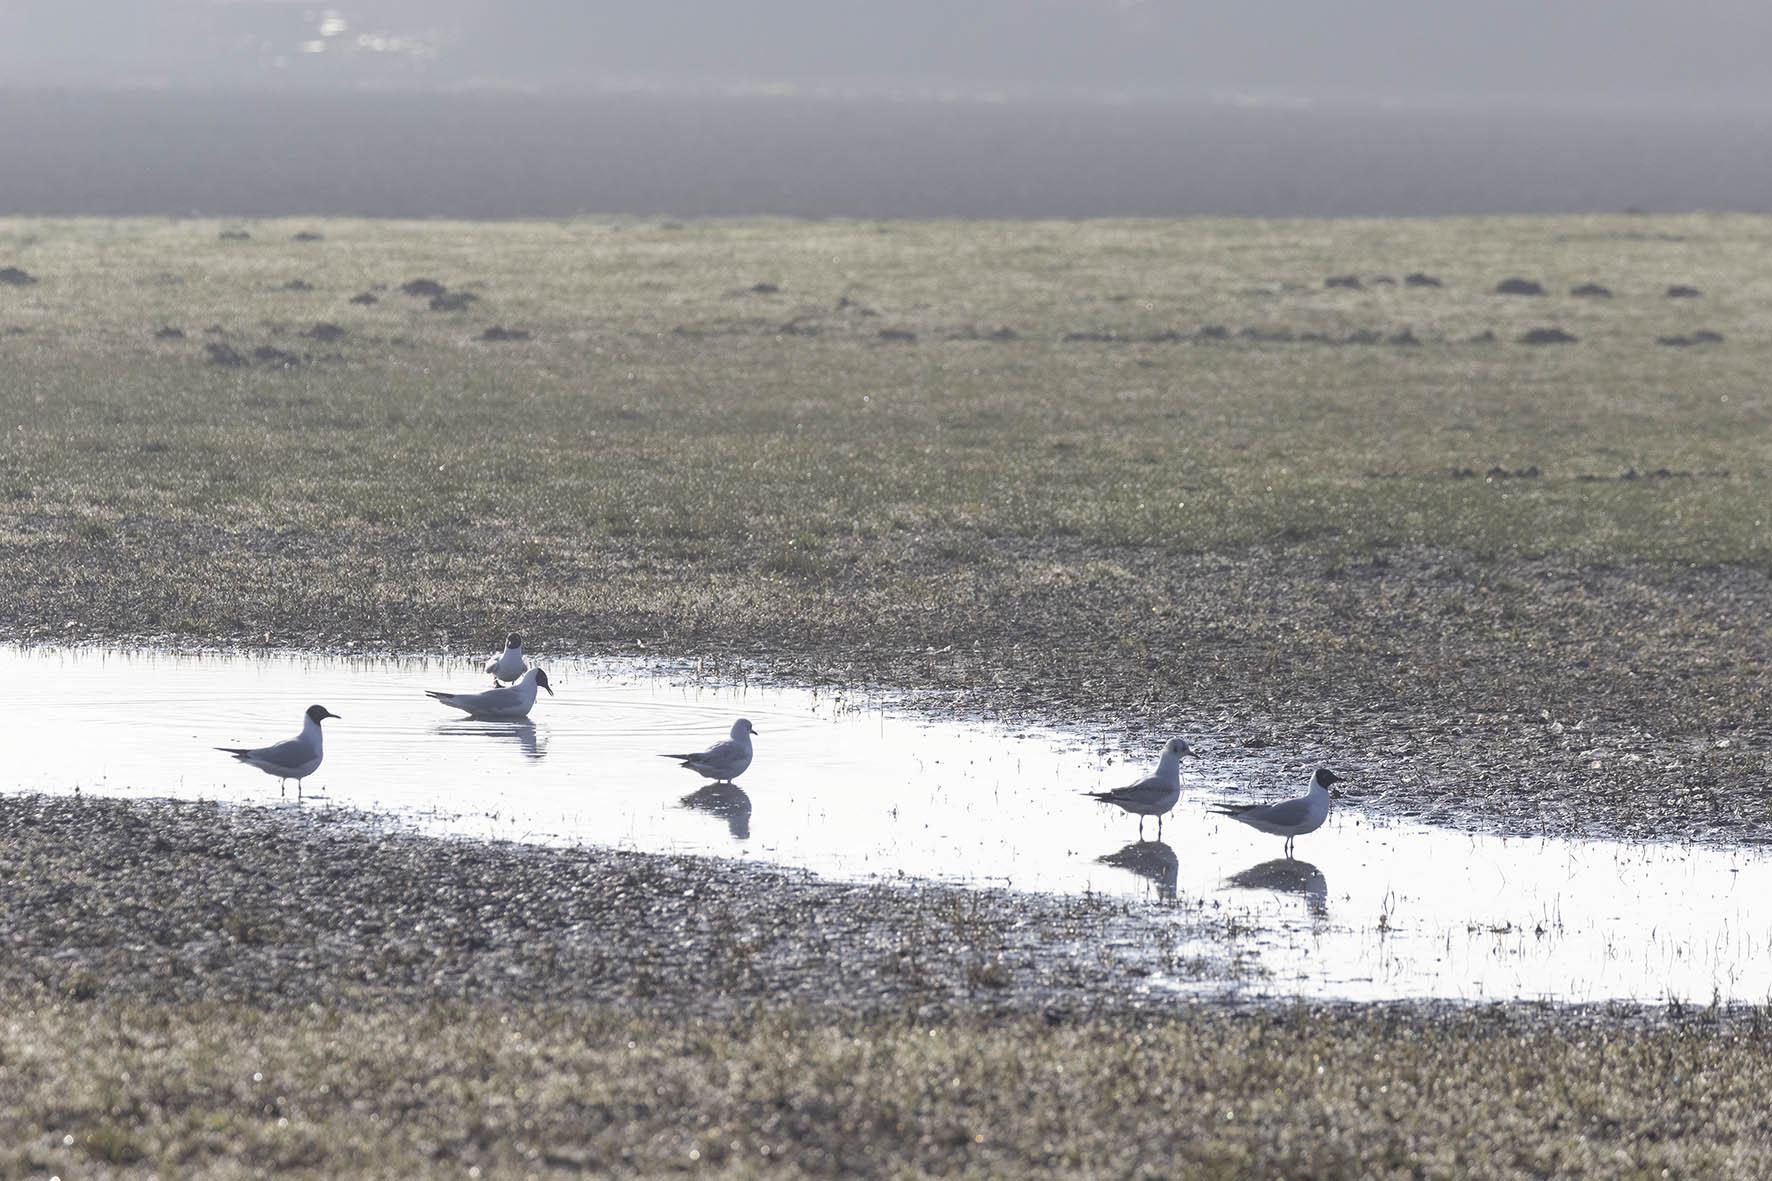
(5, 79), (1772, 118)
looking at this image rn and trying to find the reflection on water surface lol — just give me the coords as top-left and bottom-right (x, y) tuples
(3, 644), (1769, 1005)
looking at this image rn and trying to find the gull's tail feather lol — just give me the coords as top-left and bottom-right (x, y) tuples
(660, 753), (697, 762)
(1208, 803), (1254, 816)
(1085, 790), (1120, 802)
(216, 747), (251, 759)
(424, 691), (454, 702)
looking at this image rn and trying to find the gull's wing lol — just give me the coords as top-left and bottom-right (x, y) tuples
(1091, 774), (1166, 806)
(681, 738), (745, 768)
(484, 655), (499, 674)
(664, 737), (742, 763)
(431, 684), (520, 711)
(247, 735), (315, 767)
(1222, 795), (1311, 826)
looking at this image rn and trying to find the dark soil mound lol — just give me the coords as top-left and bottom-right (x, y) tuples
(1404, 272), (1442, 287)
(1658, 331), (1724, 347)
(750, 282), (781, 295)
(1520, 327), (1576, 345)
(218, 229), (251, 241)
(304, 323), (346, 342)
(400, 278), (447, 297)
(947, 325), (1017, 342)
(348, 292), (379, 305)
(0, 266), (38, 286)
(291, 231), (324, 242)
(429, 292), (478, 311)
(252, 346), (302, 368)
(1324, 275), (1362, 289)
(1665, 284), (1702, 298)
(205, 343), (248, 366)
(1495, 278), (1546, 296)
(281, 279), (314, 291)
(878, 328), (917, 342)
(1570, 282), (1613, 298)
(479, 326), (531, 341)
(154, 326), (185, 339)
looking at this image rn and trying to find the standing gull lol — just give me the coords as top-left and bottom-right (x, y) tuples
(484, 633), (529, 685)
(660, 718), (758, 783)
(1209, 768), (1343, 858)
(427, 666), (553, 720)
(1084, 738), (1200, 838)
(216, 704), (338, 799)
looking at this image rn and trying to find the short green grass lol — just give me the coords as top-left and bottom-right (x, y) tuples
(3, 215), (1768, 566)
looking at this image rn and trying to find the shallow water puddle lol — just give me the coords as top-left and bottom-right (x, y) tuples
(4, 644), (1769, 1005)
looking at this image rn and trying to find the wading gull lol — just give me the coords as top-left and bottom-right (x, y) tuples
(216, 703), (338, 799)
(661, 717), (758, 783)
(1209, 768), (1343, 858)
(427, 666), (553, 720)
(1084, 737), (1199, 838)
(484, 632), (529, 685)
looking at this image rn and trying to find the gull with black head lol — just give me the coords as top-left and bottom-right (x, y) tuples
(216, 704), (339, 800)
(1209, 767), (1344, 858)
(427, 665), (553, 720)
(485, 633), (529, 685)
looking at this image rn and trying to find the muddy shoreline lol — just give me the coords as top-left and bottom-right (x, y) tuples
(0, 793), (1234, 1018)
(6, 540), (1769, 847)
(1, 791), (1758, 1032)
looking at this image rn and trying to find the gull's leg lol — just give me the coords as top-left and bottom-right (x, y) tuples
(1138, 815), (1145, 839)
(280, 778), (287, 798)
(1156, 814), (1163, 839)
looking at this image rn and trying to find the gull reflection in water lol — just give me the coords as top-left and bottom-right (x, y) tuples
(1225, 858), (1328, 918)
(680, 782), (752, 841)
(1097, 840), (1179, 902)
(433, 719), (547, 762)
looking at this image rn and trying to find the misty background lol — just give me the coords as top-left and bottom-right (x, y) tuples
(2, 0), (1769, 217)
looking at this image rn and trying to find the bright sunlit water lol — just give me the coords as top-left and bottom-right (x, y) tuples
(4, 644), (1769, 1006)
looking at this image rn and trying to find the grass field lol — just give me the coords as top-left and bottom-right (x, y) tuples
(3, 214), (1768, 834)
(12, 1000), (1772, 1177)
(4, 215), (1772, 1175)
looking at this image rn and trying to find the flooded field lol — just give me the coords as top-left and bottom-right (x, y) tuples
(5, 643), (1770, 1005)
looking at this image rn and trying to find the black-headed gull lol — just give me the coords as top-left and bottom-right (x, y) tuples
(427, 666), (553, 720)
(484, 633), (528, 685)
(1085, 737), (1199, 838)
(1210, 768), (1343, 857)
(660, 718), (757, 783)
(216, 703), (338, 799)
